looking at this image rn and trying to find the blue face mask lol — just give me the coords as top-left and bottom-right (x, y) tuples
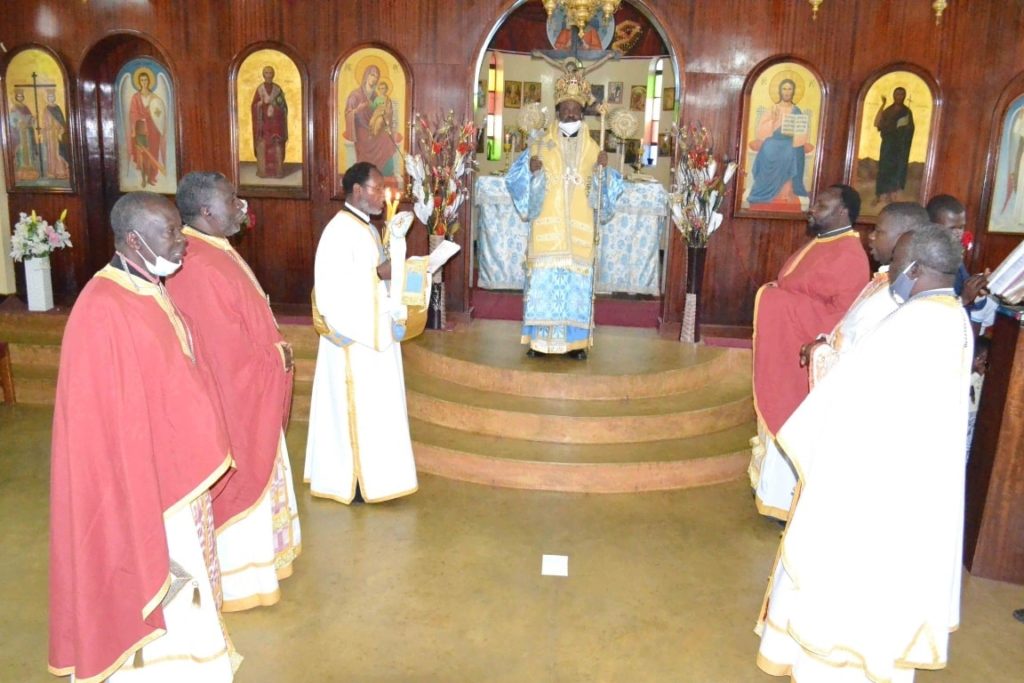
(889, 260), (917, 303)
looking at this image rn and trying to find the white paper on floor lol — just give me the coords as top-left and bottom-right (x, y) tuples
(541, 554), (569, 577)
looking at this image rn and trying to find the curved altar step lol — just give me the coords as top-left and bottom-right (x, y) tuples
(403, 368), (752, 444)
(402, 320), (738, 400)
(410, 419), (754, 493)
(397, 321), (756, 492)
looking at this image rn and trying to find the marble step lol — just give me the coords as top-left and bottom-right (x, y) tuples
(410, 418), (754, 493)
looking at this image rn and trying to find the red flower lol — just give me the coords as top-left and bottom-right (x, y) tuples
(961, 230), (975, 251)
(434, 195), (442, 207)
(457, 142), (471, 155)
(435, 223), (446, 237)
(432, 142), (443, 155)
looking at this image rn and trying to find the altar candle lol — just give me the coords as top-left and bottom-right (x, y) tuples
(384, 188), (395, 221)
(410, 111), (417, 154)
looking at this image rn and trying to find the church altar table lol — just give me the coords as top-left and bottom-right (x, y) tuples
(473, 175), (668, 295)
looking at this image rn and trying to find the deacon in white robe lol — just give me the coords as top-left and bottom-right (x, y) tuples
(756, 225), (973, 683)
(304, 162), (418, 504)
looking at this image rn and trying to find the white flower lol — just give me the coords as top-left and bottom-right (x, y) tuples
(9, 210), (72, 261)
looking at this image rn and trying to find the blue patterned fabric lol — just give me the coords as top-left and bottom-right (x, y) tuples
(521, 267), (593, 352)
(474, 176), (666, 294)
(504, 150), (624, 222)
(505, 150), (545, 220)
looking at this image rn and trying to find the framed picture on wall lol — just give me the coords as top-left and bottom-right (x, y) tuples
(986, 92), (1024, 234)
(115, 57), (178, 194)
(230, 43), (310, 198)
(845, 65), (939, 223)
(630, 85), (646, 111)
(333, 44), (411, 198)
(607, 81), (623, 105)
(663, 87), (675, 111)
(624, 138), (642, 165)
(504, 81), (522, 109)
(523, 81), (542, 105)
(735, 57), (826, 219)
(1, 45), (75, 192)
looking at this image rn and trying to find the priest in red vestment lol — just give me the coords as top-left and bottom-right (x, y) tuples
(166, 172), (300, 612)
(749, 184), (870, 520)
(49, 192), (238, 682)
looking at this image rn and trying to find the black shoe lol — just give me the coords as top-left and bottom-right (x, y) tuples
(568, 349), (588, 360)
(526, 349), (544, 358)
(1014, 608), (1024, 624)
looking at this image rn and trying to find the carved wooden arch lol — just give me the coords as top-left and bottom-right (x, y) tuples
(79, 30), (184, 195)
(0, 43), (77, 194)
(734, 54), (828, 220)
(843, 62), (942, 224)
(228, 41), (311, 199)
(331, 41), (414, 201)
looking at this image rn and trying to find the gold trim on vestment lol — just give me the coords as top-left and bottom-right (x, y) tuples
(182, 226), (272, 308)
(221, 558), (280, 577)
(344, 345), (364, 502)
(754, 495), (791, 522)
(141, 574), (174, 622)
(48, 625), (169, 683)
(135, 454), (233, 624)
(161, 454), (234, 524)
(221, 588), (282, 613)
(521, 334), (591, 353)
(215, 443), (284, 533)
(759, 618), (946, 678)
(363, 483), (419, 503)
(118, 645), (231, 670)
(95, 265), (194, 361)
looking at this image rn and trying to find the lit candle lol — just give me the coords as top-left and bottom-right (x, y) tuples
(384, 188), (395, 221)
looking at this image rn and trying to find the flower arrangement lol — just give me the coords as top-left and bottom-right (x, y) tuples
(10, 210), (72, 262)
(669, 123), (738, 248)
(405, 111), (477, 237)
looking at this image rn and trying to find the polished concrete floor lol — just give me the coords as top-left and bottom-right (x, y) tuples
(2, 404), (1022, 682)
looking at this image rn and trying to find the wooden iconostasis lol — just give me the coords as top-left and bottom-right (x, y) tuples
(3, 0), (1024, 333)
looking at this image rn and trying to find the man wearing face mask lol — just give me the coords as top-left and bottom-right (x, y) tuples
(49, 192), (240, 681)
(749, 184), (869, 521)
(165, 172), (301, 612)
(801, 201), (929, 384)
(505, 61), (624, 359)
(756, 224), (971, 683)
(304, 161), (418, 504)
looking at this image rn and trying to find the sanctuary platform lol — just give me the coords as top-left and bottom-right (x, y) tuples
(0, 310), (755, 494)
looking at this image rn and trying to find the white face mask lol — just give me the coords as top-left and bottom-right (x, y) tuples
(559, 121), (582, 136)
(134, 231), (182, 277)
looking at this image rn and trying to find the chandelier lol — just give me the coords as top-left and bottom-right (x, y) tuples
(542, 0), (623, 39)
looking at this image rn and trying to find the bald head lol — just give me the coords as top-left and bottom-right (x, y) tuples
(110, 191), (185, 269)
(111, 192), (170, 248)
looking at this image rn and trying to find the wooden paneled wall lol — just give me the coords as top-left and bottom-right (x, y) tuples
(3, 0), (1024, 329)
